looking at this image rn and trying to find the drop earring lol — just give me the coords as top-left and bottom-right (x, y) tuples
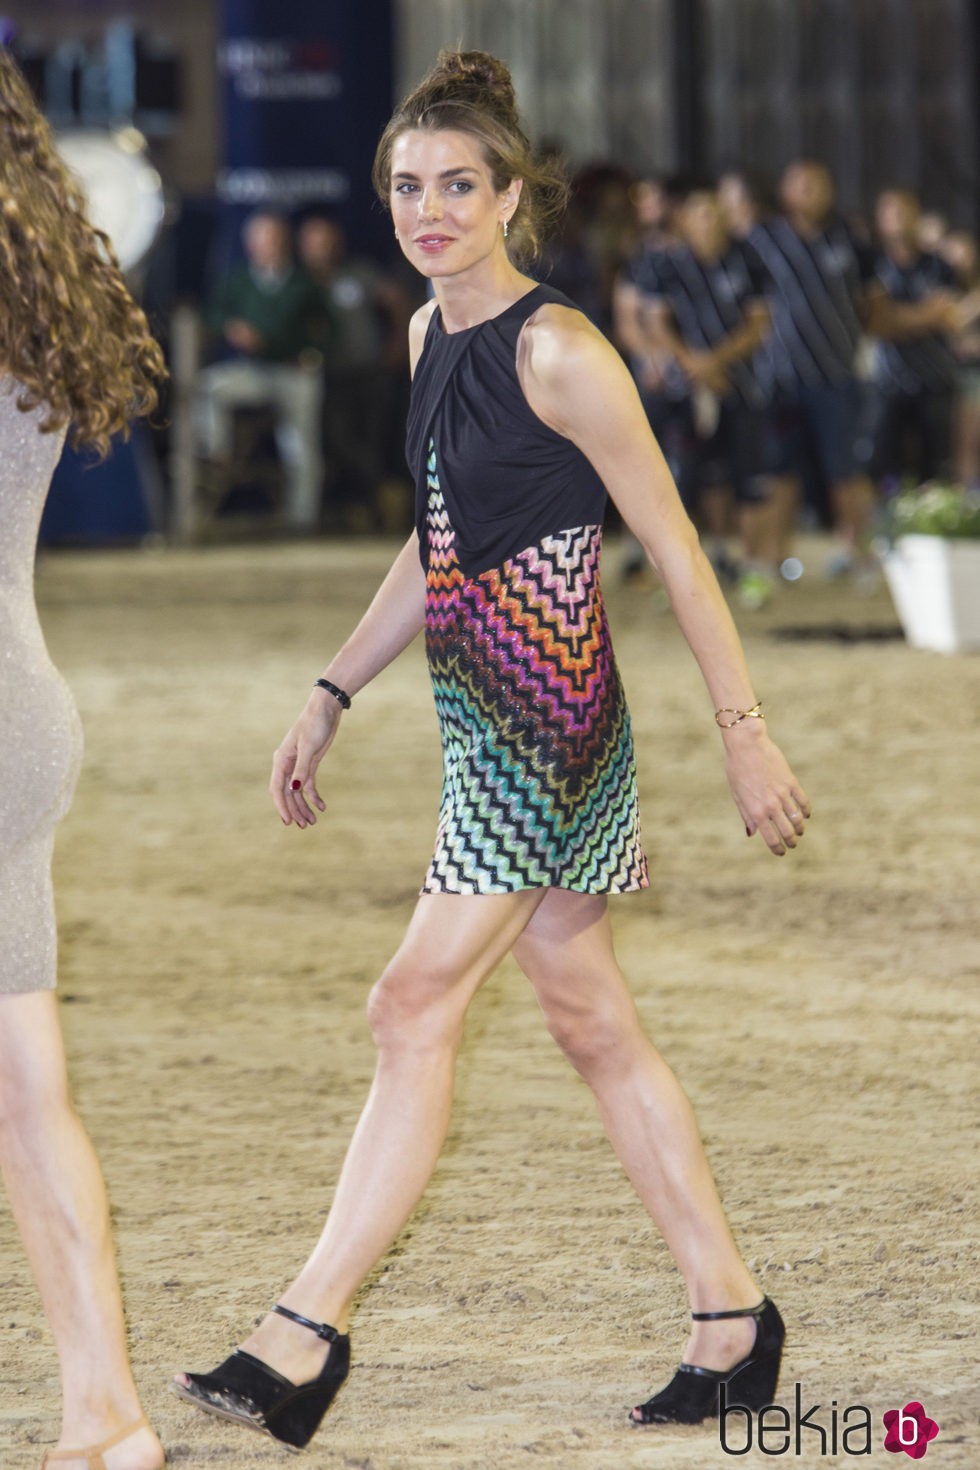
(503, 219), (510, 239)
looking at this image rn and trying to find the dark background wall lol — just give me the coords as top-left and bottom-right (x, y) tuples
(696, 0), (978, 225)
(3, 0), (978, 231)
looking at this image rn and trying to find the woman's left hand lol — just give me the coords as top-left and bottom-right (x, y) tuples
(723, 726), (811, 856)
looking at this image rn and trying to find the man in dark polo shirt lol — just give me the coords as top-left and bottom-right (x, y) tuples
(749, 161), (882, 582)
(867, 188), (963, 486)
(197, 211), (325, 530)
(635, 183), (779, 607)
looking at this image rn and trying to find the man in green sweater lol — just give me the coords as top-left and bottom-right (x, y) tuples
(197, 212), (325, 530)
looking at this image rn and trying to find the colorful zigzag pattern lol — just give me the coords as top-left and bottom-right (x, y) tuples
(421, 442), (648, 895)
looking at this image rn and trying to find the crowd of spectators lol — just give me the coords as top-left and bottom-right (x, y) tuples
(196, 210), (417, 532)
(555, 159), (980, 604)
(194, 161), (980, 605)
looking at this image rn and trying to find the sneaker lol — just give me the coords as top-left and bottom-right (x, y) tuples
(851, 557), (882, 595)
(736, 569), (774, 610)
(824, 549), (853, 581)
(710, 549), (741, 586)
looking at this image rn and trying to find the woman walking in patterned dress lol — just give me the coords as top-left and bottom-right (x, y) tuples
(176, 51), (811, 1449)
(0, 50), (165, 1470)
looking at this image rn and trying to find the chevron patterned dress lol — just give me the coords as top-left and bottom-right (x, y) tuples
(408, 285), (648, 896)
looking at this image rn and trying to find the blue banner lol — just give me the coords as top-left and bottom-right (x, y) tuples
(218, 0), (393, 260)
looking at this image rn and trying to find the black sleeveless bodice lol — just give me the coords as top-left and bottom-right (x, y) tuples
(406, 284), (609, 576)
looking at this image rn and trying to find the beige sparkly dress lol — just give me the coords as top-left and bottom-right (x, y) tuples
(0, 380), (84, 993)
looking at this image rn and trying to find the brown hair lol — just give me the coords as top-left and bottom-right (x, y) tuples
(373, 49), (568, 265)
(0, 51), (165, 458)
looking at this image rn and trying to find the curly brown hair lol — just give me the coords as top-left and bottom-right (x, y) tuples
(373, 49), (568, 266)
(0, 50), (165, 458)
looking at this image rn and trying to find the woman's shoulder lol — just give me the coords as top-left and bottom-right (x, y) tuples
(408, 299), (439, 377)
(520, 298), (610, 381)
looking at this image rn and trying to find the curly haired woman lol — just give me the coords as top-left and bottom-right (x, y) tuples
(0, 48), (166, 1470)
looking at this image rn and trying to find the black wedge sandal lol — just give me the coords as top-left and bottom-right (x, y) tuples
(630, 1296), (785, 1426)
(174, 1304), (350, 1450)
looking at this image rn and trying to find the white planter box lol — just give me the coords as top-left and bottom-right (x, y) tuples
(882, 535), (980, 654)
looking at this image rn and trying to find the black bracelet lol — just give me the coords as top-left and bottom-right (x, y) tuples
(314, 678), (352, 710)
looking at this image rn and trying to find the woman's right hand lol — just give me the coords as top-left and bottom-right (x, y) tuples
(270, 688), (343, 828)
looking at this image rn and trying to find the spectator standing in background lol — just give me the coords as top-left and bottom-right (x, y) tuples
(611, 175), (678, 581)
(866, 189), (964, 487)
(572, 162), (636, 336)
(718, 169), (774, 242)
(940, 230), (980, 488)
(198, 211), (325, 531)
(636, 183), (779, 607)
(297, 216), (411, 530)
(749, 161), (883, 584)
(613, 174), (677, 396)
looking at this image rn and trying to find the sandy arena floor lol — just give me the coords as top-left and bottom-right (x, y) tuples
(3, 535), (977, 1469)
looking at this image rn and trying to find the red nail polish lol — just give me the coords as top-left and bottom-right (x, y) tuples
(746, 825), (752, 836)
(291, 779), (301, 790)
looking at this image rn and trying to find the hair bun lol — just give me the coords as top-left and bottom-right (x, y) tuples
(375, 48), (569, 265)
(434, 48), (517, 115)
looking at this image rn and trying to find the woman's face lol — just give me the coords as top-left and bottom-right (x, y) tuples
(390, 128), (521, 279)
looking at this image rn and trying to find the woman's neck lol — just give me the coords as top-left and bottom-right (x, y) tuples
(433, 257), (535, 334)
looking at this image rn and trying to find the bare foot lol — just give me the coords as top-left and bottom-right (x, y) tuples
(45, 1420), (164, 1470)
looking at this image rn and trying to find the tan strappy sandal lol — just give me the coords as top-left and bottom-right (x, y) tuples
(40, 1414), (156, 1469)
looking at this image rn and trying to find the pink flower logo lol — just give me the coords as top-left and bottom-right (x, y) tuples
(883, 1402), (940, 1458)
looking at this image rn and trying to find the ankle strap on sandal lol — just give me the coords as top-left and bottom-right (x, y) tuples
(691, 1297), (767, 1322)
(273, 1303), (342, 1342)
(41, 1414), (149, 1463)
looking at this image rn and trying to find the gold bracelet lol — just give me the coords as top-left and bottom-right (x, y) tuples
(715, 700), (764, 729)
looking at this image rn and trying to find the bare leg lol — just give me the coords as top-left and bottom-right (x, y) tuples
(511, 890), (763, 1394)
(698, 484), (732, 544)
(177, 888), (546, 1391)
(831, 473), (877, 556)
(0, 992), (163, 1470)
(271, 365), (324, 532)
(767, 474), (799, 565)
(738, 492), (781, 571)
(954, 393), (980, 488)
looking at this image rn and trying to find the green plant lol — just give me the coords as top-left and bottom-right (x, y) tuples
(888, 483), (980, 540)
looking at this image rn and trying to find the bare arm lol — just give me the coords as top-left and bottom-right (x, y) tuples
(612, 276), (649, 357)
(318, 532), (426, 699)
(644, 299), (769, 391)
(612, 277), (669, 392)
(709, 300), (770, 369)
(518, 305), (810, 856)
(866, 283), (961, 341)
(644, 301), (728, 394)
(271, 298), (438, 828)
(953, 287), (980, 333)
(271, 531), (426, 827)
